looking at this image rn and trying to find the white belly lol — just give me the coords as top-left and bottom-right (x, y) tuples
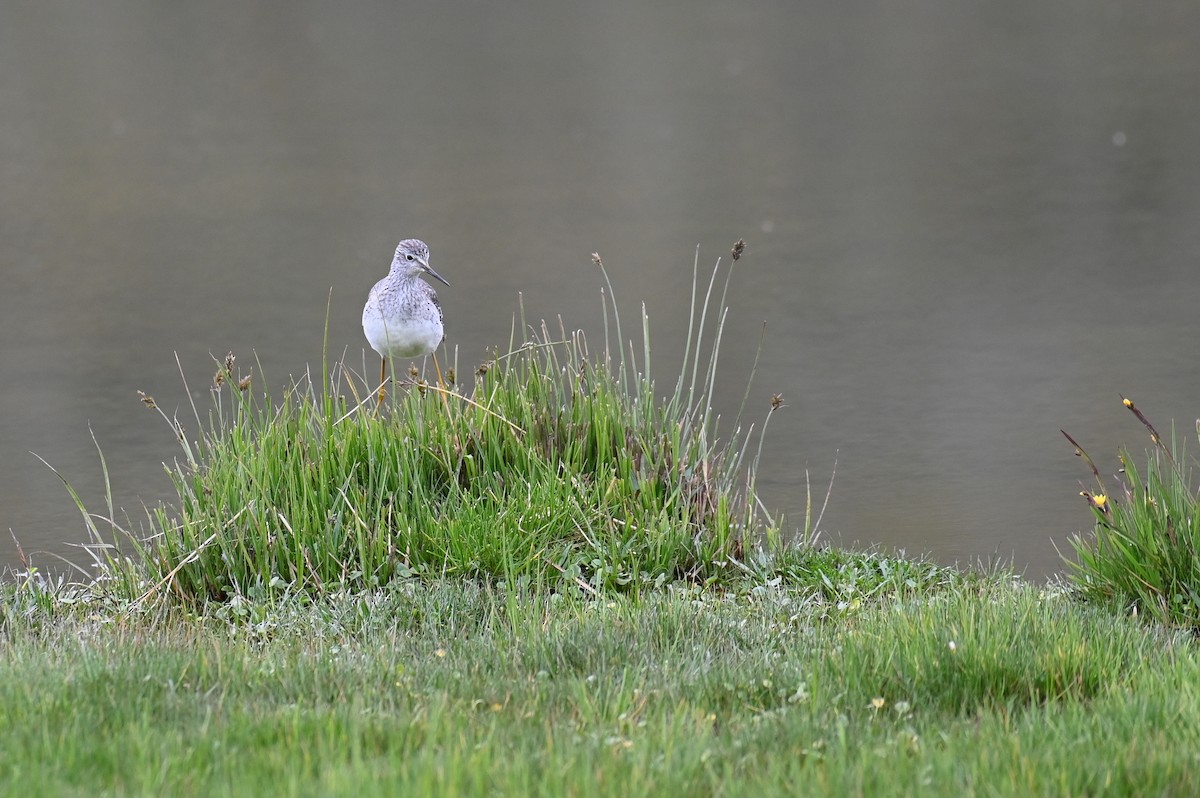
(362, 309), (443, 359)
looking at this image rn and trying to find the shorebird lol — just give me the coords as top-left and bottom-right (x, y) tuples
(362, 238), (450, 405)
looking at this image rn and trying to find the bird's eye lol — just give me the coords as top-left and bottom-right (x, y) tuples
(406, 254), (415, 261)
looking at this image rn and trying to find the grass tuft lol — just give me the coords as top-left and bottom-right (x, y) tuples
(1063, 396), (1200, 627)
(58, 245), (819, 607)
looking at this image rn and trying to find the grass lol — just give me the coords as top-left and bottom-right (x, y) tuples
(3, 572), (1199, 797)
(8, 243), (1200, 794)
(1063, 396), (1200, 628)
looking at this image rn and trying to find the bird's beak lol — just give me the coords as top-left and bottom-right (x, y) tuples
(422, 263), (450, 287)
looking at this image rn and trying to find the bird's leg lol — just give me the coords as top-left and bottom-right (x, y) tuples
(431, 352), (451, 413)
(377, 356), (387, 407)
(432, 352), (445, 389)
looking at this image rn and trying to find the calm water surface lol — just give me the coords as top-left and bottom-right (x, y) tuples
(3, 1), (1200, 578)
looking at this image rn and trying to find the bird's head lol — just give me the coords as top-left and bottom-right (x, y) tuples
(392, 239), (450, 287)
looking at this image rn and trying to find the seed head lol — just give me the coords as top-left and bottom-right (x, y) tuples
(731, 239), (746, 261)
(591, 252), (603, 268)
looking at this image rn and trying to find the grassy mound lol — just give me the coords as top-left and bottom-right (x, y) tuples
(71, 244), (819, 606)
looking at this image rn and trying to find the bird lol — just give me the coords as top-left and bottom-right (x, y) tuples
(362, 238), (450, 405)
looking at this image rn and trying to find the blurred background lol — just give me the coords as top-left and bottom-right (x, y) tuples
(2, 1), (1199, 579)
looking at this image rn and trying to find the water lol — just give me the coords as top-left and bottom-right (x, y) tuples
(3, 1), (1199, 579)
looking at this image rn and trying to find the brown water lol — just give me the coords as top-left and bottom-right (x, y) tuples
(3, 1), (1199, 579)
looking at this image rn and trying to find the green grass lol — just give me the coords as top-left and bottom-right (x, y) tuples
(1064, 397), (1200, 628)
(12, 244), (1200, 795)
(3, 571), (1198, 797)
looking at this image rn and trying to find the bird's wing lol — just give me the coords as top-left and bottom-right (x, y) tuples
(430, 291), (443, 327)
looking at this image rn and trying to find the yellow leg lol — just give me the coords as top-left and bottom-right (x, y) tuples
(431, 352), (451, 413)
(432, 352), (445, 387)
(377, 357), (387, 407)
